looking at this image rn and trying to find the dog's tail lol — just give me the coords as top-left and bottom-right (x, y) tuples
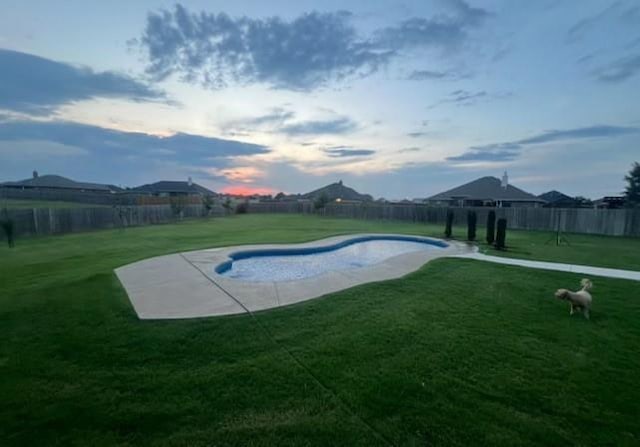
(580, 278), (593, 291)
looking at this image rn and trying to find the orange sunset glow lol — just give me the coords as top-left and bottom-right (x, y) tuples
(221, 185), (277, 196)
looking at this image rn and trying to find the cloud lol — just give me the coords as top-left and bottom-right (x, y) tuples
(447, 125), (640, 162)
(0, 140), (89, 160)
(322, 147), (375, 157)
(0, 48), (166, 115)
(280, 117), (358, 136)
(447, 143), (521, 162)
(429, 89), (512, 109)
(205, 166), (264, 183)
(136, 2), (489, 91)
(406, 69), (466, 81)
(0, 119), (271, 188)
(566, 1), (640, 83)
(567, 1), (640, 42)
(223, 107), (296, 135)
(397, 147), (422, 153)
(407, 131), (427, 138)
(442, 0), (492, 27)
(592, 54), (640, 83)
(0, 119), (269, 160)
(428, 89), (486, 108)
(238, 107), (296, 126)
(516, 125), (640, 144)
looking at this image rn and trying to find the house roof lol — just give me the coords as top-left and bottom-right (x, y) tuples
(538, 190), (575, 204)
(426, 176), (545, 203)
(1, 174), (121, 192)
(301, 181), (373, 201)
(131, 181), (215, 195)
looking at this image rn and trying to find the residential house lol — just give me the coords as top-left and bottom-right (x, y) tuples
(424, 172), (545, 208)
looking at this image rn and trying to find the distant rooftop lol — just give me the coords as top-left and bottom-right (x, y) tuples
(131, 180), (215, 195)
(1, 174), (121, 192)
(301, 180), (373, 202)
(426, 176), (545, 203)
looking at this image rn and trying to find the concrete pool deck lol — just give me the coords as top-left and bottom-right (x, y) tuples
(115, 234), (471, 319)
(115, 234), (640, 320)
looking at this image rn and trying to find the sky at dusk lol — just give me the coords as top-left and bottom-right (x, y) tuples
(0, 0), (639, 199)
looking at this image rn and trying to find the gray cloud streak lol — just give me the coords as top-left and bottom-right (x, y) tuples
(447, 125), (640, 162)
(0, 49), (166, 115)
(136, 2), (489, 91)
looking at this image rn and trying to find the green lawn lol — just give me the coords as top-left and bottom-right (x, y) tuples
(2, 214), (640, 446)
(1, 198), (108, 209)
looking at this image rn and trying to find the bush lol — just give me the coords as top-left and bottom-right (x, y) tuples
(169, 196), (187, 219)
(467, 211), (477, 241)
(495, 218), (507, 250)
(235, 201), (249, 214)
(314, 192), (329, 210)
(202, 195), (214, 216)
(486, 210), (496, 245)
(0, 209), (15, 248)
(222, 197), (233, 214)
(444, 209), (454, 238)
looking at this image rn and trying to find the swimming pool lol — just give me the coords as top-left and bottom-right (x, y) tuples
(216, 235), (447, 282)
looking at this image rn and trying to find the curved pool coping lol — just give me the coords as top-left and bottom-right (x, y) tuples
(115, 233), (472, 320)
(215, 234), (449, 276)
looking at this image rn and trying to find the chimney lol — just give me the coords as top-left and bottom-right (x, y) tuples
(188, 176), (193, 187)
(501, 171), (508, 189)
(33, 170), (39, 179)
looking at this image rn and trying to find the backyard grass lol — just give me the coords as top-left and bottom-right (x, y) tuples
(1, 214), (639, 446)
(0, 198), (108, 209)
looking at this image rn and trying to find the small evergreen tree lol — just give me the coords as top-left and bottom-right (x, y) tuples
(495, 218), (507, 250)
(486, 210), (496, 245)
(314, 192), (329, 210)
(222, 197), (233, 214)
(624, 162), (640, 207)
(169, 196), (187, 219)
(467, 210), (477, 241)
(444, 209), (454, 238)
(0, 208), (15, 248)
(202, 194), (214, 216)
(235, 201), (249, 214)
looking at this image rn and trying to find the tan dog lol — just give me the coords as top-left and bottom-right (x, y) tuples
(555, 279), (593, 319)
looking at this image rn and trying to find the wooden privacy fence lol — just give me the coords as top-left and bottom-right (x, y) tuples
(5, 204), (225, 237)
(248, 202), (640, 237)
(0, 187), (130, 205)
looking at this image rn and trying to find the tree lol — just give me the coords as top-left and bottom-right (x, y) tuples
(467, 210), (477, 241)
(624, 162), (640, 207)
(495, 218), (507, 250)
(444, 209), (454, 238)
(169, 196), (187, 219)
(314, 192), (329, 210)
(486, 210), (496, 245)
(202, 195), (214, 216)
(1, 208), (15, 248)
(574, 196), (593, 208)
(222, 197), (233, 214)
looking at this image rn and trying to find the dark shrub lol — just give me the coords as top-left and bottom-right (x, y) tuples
(0, 209), (15, 248)
(486, 210), (496, 244)
(235, 201), (249, 214)
(222, 197), (233, 214)
(444, 209), (454, 238)
(467, 210), (477, 241)
(495, 218), (507, 250)
(202, 195), (214, 216)
(314, 192), (329, 210)
(169, 196), (187, 219)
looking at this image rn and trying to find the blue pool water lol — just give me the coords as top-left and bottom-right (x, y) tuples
(216, 236), (446, 282)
